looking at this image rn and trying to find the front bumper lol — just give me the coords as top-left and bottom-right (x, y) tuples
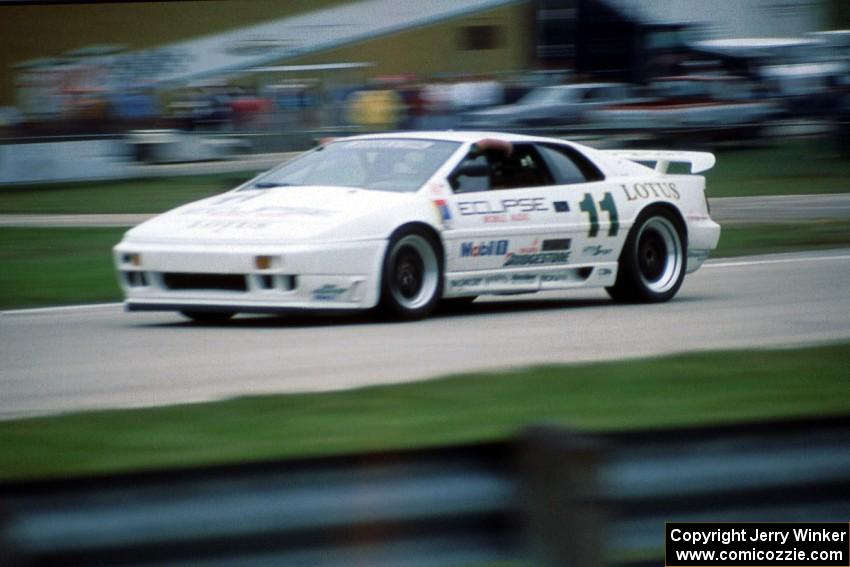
(114, 239), (387, 313)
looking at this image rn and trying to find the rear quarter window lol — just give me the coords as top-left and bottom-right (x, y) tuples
(537, 144), (605, 185)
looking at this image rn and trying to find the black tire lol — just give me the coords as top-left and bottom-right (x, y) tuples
(380, 229), (443, 320)
(180, 310), (235, 323)
(606, 209), (687, 303)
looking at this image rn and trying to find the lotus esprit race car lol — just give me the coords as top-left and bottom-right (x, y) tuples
(114, 131), (720, 321)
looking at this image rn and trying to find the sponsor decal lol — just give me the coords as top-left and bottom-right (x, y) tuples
(428, 181), (449, 196)
(503, 251), (570, 267)
(553, 201), (570, 213)
(583, 244), (613, 257)
(511, 273), (538, 284)
(541, 272), (571, 283)
(253, 206), (336, 217)
(450, 277), (483, 289)
(183, 206), (253, 217)
(485, 274), (510, 285)
(458, 197), (548, 223)
(185, 219), (268, 231)
(312, 284), (349, 301)
(183, 205), (335, 218)
(542, 238), (571, 252)
(452, 273), (543, 287)
(212, 193), (262, 205)
(519, 238), (540, 254)
(620, 182), (679, 201)
(460, 240), (509, 257)
(433, 199), (452, 222)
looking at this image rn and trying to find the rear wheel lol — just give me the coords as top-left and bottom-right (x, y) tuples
(180, 310), (235, 323)
(607, 210), (686, 303)
(380, 229), (442, 320)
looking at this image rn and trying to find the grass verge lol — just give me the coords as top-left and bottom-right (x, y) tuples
(1, 222), (849, 310)
(0, 343), (847, 481)
(0, 227), (124, 309)
(708, 139), (850, 198)
(0, 172), (257, 214)
(713, 219), (850, 258)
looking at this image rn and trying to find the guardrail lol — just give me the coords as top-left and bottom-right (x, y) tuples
(523, 416), (850, 566)
(2, 415), (848, 566)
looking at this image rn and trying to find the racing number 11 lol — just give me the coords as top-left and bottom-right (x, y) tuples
(579, 192), (619, 237)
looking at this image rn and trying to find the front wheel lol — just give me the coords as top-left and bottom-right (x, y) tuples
(606, 210), (686, 303)
(380, 229), (443, 320)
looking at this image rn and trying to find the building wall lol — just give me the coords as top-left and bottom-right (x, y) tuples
(281, 3), (533, 80)
(607, 0), (827, 39)
(0, 0), (347, 106)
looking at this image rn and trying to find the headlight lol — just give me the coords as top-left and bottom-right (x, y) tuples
(122, 253), (142, 266)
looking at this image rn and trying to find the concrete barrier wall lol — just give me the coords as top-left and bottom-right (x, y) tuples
(0, 139), (131, 185)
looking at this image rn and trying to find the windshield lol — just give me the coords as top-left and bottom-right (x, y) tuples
(250, 139), (461, 193)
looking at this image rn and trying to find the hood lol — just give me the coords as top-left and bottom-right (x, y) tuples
(124, 185), (417, 244)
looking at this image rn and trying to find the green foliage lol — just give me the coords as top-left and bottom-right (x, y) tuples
(707, 140), (850, 198)
(0, 227), (124, 309)
(0, 173), (256, 214)
(714, 220), (850, 258)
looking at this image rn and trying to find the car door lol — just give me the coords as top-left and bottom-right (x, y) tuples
(441, 142), (569, 293)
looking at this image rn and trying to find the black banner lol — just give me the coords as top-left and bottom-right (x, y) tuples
(666, 522), (850, 566)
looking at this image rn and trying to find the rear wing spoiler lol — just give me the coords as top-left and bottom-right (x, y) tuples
(604, 150), (716, 174)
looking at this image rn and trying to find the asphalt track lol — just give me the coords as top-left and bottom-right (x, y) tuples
(2, 248), (849, 420)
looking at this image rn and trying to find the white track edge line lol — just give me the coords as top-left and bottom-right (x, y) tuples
(2, 303), (122, 316)
(705, 254), (850, 268)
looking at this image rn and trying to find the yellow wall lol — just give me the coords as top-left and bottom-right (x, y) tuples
(284, 3), (532, 78)
(0, 0), (347, 105)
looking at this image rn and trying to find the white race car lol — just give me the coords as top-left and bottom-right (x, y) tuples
(114, 132), (720, 321)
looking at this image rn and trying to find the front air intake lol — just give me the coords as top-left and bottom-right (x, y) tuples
(162, 273), (248, 292)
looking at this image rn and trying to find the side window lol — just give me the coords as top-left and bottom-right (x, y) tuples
(449, 144), (554, 193)
(537, 144), (605, 185)
(450, 154), (491, 193)
(493, 144), (553, 189)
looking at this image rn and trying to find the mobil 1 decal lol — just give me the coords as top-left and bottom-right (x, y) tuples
(460, 239), (509, 257)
